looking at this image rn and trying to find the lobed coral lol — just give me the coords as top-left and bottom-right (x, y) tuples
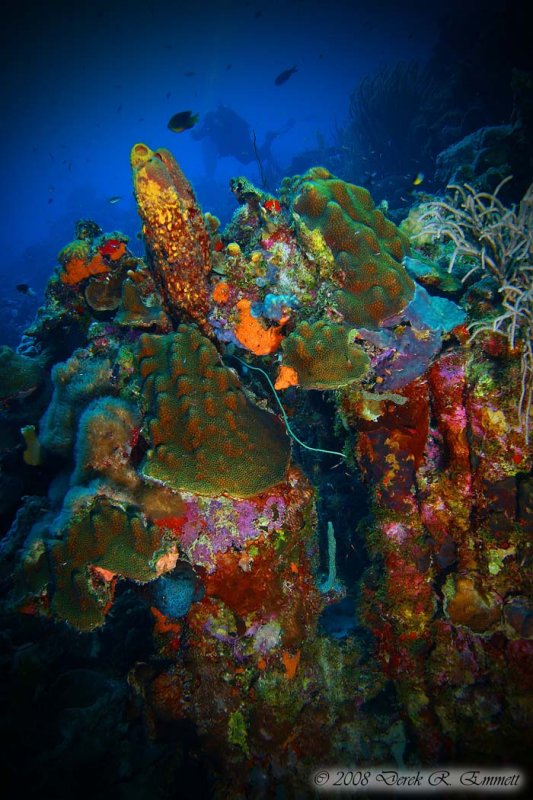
(280, 320), (370, 389)
(137, 326), (291, 498)
(287, 167), (414, 327)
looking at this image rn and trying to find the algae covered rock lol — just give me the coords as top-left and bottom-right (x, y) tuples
(0, 346), (45, 403)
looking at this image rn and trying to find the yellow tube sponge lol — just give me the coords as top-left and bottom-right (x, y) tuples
(131, 143), (212, 332)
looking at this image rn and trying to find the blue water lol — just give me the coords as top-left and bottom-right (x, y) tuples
(1, 0), (439, 297)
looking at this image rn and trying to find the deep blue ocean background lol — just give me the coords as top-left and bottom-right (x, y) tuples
(0, 0), (528, 344)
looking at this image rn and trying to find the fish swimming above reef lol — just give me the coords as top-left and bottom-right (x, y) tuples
(191, 104), (293, 178)
(168, 110), (199, 133)
(274, 65), (297, 86)
(108, 195), (122, 204)
(15, 283), (36, 297)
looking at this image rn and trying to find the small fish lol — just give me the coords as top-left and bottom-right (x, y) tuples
(108, 195), (122, 204)
(274, 65), (297, 86)
(16, 283), (36, 297)
(263, 198), (281, 214)
(183, 71), (196, 77)
(412, 172), (425, 187)
(167, 110), (199, 132)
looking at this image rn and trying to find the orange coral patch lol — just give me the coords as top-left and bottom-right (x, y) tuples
(107, 242), (127, 261)
(274, 364), (299, 390)
(281, 650), (301, 679)
(151, 606), (182, 636)
(92, 566), (116, 582)
(60, 258), (86, 285)
(60, 253), (110, 285)
(234, 298), (287, 355)
(212, 281), (230, 304)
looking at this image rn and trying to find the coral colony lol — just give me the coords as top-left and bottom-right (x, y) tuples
(0, 144), (531, 796)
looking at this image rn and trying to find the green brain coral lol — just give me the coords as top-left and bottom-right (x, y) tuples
(289, 167), (414, 327)
(137, 326), (290, 498)
(281, 321), (370, 389)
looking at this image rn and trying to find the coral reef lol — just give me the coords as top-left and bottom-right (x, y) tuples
(1, 144), (531, 797)
(340, 339), (532, 760)
(137, 327), (291, 497)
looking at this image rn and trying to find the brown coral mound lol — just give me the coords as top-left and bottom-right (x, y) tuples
(290, 167), (414, 327)
(281, 320), (369, 389)
(137, 326), (291, 498)
(131, 143), (211, 331)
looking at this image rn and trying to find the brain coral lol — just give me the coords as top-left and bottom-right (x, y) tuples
(290, 167), (414, 327)
(137, 326), (291, 498)
(281, 321), (370, 389)
(131, 143), (211, 332)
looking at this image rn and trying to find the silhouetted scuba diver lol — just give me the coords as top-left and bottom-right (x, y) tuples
(191, 104), (293, 184)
